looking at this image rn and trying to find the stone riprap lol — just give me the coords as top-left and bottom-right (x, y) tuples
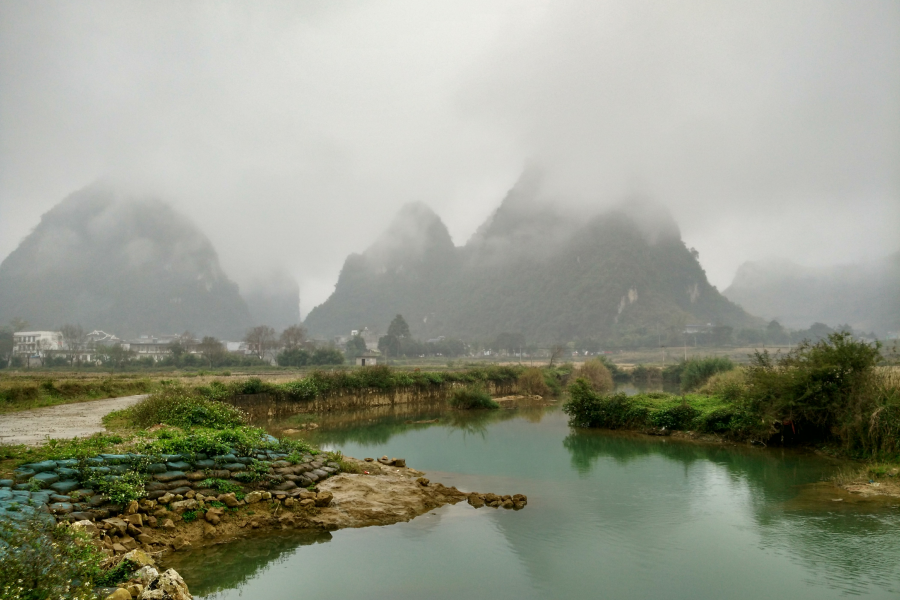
(1, 449), (341, 528)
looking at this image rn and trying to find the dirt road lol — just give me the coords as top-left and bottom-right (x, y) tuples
(0, 394), (148, 446)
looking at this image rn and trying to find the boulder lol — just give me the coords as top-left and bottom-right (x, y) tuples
(105, 589), (132, 600)
(161, 519), (176, 531)
(314, 491), (333, 507)
(299, 499), (315, 508)
(217, 493), (241, 508)
(467, 494), (485, 508)
(122, 548), (156, 567)
(126, 584), (144, 597)
(140, 568), (192, 600)
(204, 507), (224, 525)
(125, 500), (140, 515)
(125, 513), (144, 526)
(71, 520), (99, 536)
(136, 566), (159, 586)
(170, 499), (198, 514)
(202, 522), (216, 538)
(103, 518), (129, 536)
(244, 491), (265, 504)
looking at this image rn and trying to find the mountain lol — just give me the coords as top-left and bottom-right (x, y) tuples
(0, 185), (252, 338)
(723, 253), (900, 336)
(304, 177), (760, 344)
(243, 270), (301, 332)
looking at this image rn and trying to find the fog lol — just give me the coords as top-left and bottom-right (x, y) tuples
(1, 0), (898, 317)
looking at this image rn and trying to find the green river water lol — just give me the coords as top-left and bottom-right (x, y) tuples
(167, 403), (900, 599)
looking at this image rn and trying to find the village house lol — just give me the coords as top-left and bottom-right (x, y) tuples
(356, 352), (379, 366)
(13, 331), (63, 356)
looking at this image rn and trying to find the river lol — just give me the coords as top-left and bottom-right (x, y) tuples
(167, 402), (900, 599)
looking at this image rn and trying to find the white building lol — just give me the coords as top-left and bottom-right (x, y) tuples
(13, 331), (63, 355)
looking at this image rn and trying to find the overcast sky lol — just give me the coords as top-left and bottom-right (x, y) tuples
(1, 0), (898, 316)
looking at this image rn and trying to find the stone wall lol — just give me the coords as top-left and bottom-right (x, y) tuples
(229, 379), (521, 421)
(1, 449), (339, 525)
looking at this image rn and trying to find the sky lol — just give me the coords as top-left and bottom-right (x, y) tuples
(1, 0), (898, 317)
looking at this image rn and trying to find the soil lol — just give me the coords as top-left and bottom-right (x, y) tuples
(0, 394), (148, 445)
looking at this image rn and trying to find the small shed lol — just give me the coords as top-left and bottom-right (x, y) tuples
(356, 353), (379, 367)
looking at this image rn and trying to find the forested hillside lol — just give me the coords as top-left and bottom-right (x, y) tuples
(0, 185), (253, 338)
(305, 179), (760, 344)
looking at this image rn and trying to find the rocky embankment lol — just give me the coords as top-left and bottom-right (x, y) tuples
(3, 452), (526, 599)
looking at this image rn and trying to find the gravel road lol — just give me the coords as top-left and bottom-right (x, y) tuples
(0, 394), (148, 446)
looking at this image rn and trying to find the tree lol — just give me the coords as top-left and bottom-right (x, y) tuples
(378, 334), (401, 358)
(245, 326), (277, 360)
(345, 335), (367, 358)
(387, 314), (410, 339)
(280, 325), (307, 350)
(103, 344), (135, 368)
(197, 336), (225, 367)
(0, 328), (12, 368)
(59, 324), (86, 365)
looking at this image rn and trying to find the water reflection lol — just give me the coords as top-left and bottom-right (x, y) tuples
(165, 530), (332, 597)
(173, 403), (900, 599)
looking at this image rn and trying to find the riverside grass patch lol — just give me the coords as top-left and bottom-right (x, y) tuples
(449, 385), (499, 410)
(563, 378), (760, 438)
(0, 375), (153, 413)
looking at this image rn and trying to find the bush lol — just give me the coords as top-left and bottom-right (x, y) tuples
(277, 348), (311, 367)
(449, 385), (499, 410)
(126, 386), (246, 429)
(140, 426), (272, 457)
(0, 514), (105, 600)
(633, 364), (662, 383)
(576, 359), (614, 393)
(518, 367), (551, 396)
(698, 368), (746, 401)
(563, 380), (649, 429)
(679, 357), (735, 392)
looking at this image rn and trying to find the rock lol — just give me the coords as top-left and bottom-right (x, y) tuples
(125, 513), (144, 526)
(274, 481), (298, 491)
(500, 499), (514, 509)
(127, 524), (143, 537)
(122, 548), (156, 567)
(218, 493), (241, 508)
(112, 543), (127, 554)
(392, 458), (406, 467)
(416, 478), (430, 487)
(146, 516), (158, 528)
(202, 522), (216, 538)
(284, 497), (297, 507)
(71, 519), (99, 535)
(299, 499), (315, 508)
(467, 494), (485, 508)
(171, 536), (190, 551)
(126, 583), (144, 597)
(103, 518), (129, 536)
(364, 457), (374, 462)
(205, 507), (224, 525)
(158, 493), (175, 505)
(512, 494), (527, 504)
(137, 533), (154, 545)
(136, 566), (159, 586)
(121, 536), (139, 551)
(170, 499), (198, 514)
(483, 493), (500, 504)
(105, 589), (132, 600)
(244, 491), (265, 504)
(140, 568), (192, 600)
(161, 519), (176, 531)
(314, 491), (333, 507)
(125, 500), (140, 515)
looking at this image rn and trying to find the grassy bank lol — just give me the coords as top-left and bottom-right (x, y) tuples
(0, 374), (154, 414)
(564, 333), (900, 463)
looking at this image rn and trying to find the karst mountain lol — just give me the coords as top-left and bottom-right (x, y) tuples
(304, 176), (760, 343)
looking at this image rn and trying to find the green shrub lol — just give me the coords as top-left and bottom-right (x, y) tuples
(126, 386), (246, 429)
(563, 380), (649, 429)
(0, 513), (105, 600)
(633, 364), (662, 383)
(198, 479), (242, 495)
(449, 386), (499, 410)
(698, 368), (746, 401)
(649, 402), (700, 430)
(518, 367), (551, 396)
(576, 359), (614, 393)
(679, 357), (735, 392)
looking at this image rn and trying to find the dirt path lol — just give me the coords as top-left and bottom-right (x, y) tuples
(0, 394), (148, 446)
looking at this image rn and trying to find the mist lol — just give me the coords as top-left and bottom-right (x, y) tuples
(1, 0), (898, 316)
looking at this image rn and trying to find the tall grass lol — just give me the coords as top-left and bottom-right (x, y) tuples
(518, 367), (551, 396)
(678, 357), (735, 392)
(449, 385), (499, 410)
(125, 384), (246, 429)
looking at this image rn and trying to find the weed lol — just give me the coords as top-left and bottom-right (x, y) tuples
(449, 385), (499, 410)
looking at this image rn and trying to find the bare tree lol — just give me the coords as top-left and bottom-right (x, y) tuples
(197, 336), (225, 367)
(245, 326), (276, 360)
(548, 344), (565, 368)
(60, 324), (86, 365)
(280, 325), (307, 350)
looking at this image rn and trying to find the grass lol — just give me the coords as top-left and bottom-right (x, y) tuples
(0, 374), (154, 414)
(449, 386), (499, 410)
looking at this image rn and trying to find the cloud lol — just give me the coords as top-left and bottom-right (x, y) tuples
(1, 0), (897, 313)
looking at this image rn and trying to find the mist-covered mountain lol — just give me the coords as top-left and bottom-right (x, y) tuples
(305, 176), (760, 343)
(723, 253), (900, 336)
(243, 270), (301, 332)
(0, 185), (253, 338)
